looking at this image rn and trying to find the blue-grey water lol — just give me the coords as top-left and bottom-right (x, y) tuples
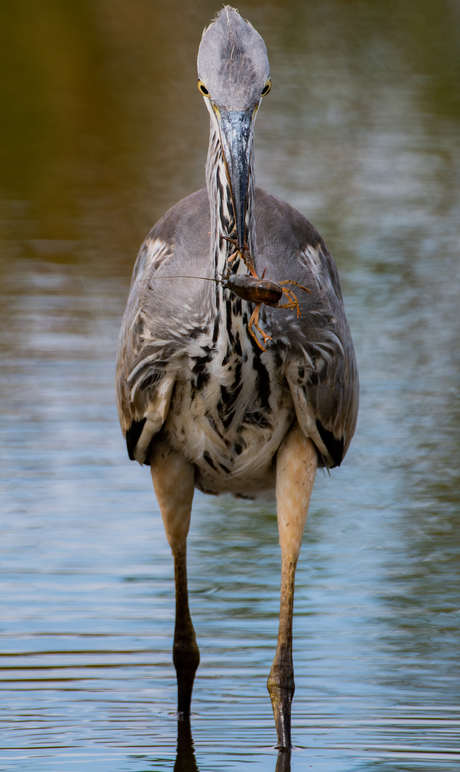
(1, 1), (459, 770)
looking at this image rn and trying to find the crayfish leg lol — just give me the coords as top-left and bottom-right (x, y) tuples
(227, 249), (257, 278)
(279, 287), (302, 318)
(227, 250), (239, 265)
(248, 304), (272, 351)
(278, 279), (311, 295)
(220, 235), (257, 277)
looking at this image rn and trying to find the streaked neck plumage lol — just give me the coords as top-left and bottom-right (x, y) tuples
(205, 119), (257, 282)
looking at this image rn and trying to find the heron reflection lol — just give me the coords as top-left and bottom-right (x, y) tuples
(173, 717), (198, 772)
(172, 717), (291, 772)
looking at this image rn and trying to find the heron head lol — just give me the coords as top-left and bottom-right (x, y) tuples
(197, 7), (271, 252)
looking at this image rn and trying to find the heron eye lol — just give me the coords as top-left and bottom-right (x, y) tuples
(198, 80), (210, 97)
(261, 80), (271, 97)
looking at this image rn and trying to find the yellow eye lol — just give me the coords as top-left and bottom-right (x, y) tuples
(261, 79), (271, 97)
(198, 80), (210, 97)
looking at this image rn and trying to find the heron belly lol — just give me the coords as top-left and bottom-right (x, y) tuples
(163, 364), (295, 496)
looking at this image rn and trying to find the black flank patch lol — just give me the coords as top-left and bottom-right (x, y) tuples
(221, 409), (236, 429)
(192, 354), (212, 376)
(188, 325), (205, 340)
(203, 451), (218, 471)
(218, 363), (243, 429)
(222, 345), (232, 366)
(251, 354), (271, 412)
(232, 297), (242, 316)
(196, 370), (210, 390)
(225, 300), (234, 344)
(234, 333), (242, 357)
(220, 385), (232, 408)
(126, 418), (146, 461)
(234, 438), (245, 455)
(315, 419), (344, 468)
(273, 350), (283, 369)
(212, 314), (220, 343)
(216, 174), (225, 208)
(191, 348), (213, 387)
(219, 362), (243, 411)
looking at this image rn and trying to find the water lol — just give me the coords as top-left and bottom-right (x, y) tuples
(1, 1), (459, 770)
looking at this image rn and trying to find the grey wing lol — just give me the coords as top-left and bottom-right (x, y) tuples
(255, 189), (359, 468)
(116, 189), (211, 464)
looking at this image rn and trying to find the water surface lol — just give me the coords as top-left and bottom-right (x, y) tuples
(1, 1), (459, 770)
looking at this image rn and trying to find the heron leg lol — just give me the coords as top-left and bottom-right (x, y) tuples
(268, 426), (317, 750)
(149, 441), (199, 716)
(172, 543), (200, 715)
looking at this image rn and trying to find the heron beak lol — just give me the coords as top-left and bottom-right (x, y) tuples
(218, 108), (256, 253)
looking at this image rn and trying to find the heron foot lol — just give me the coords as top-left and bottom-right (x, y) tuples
(267, 657), (295, 750)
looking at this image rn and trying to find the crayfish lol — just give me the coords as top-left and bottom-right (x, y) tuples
(220, 235), (310, 351)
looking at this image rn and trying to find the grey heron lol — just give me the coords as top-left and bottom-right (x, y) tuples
(116, 6), (358, 751)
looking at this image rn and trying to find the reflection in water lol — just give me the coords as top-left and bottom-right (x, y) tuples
(275, 749), (291, 772)
(174, 719), (199, 772)
(172, 719), (291, 772)
(1, 0), (460, 770)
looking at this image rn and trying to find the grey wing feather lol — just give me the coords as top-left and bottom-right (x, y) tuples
(254, 189), (359, 467)
(117, 186), (358, 470)
(116, 189), (211, 463)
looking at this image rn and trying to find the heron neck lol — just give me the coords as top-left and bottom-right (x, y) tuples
(206, 122), (257, 280)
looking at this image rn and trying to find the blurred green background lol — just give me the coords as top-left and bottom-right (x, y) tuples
(1, 0), (459, 273)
